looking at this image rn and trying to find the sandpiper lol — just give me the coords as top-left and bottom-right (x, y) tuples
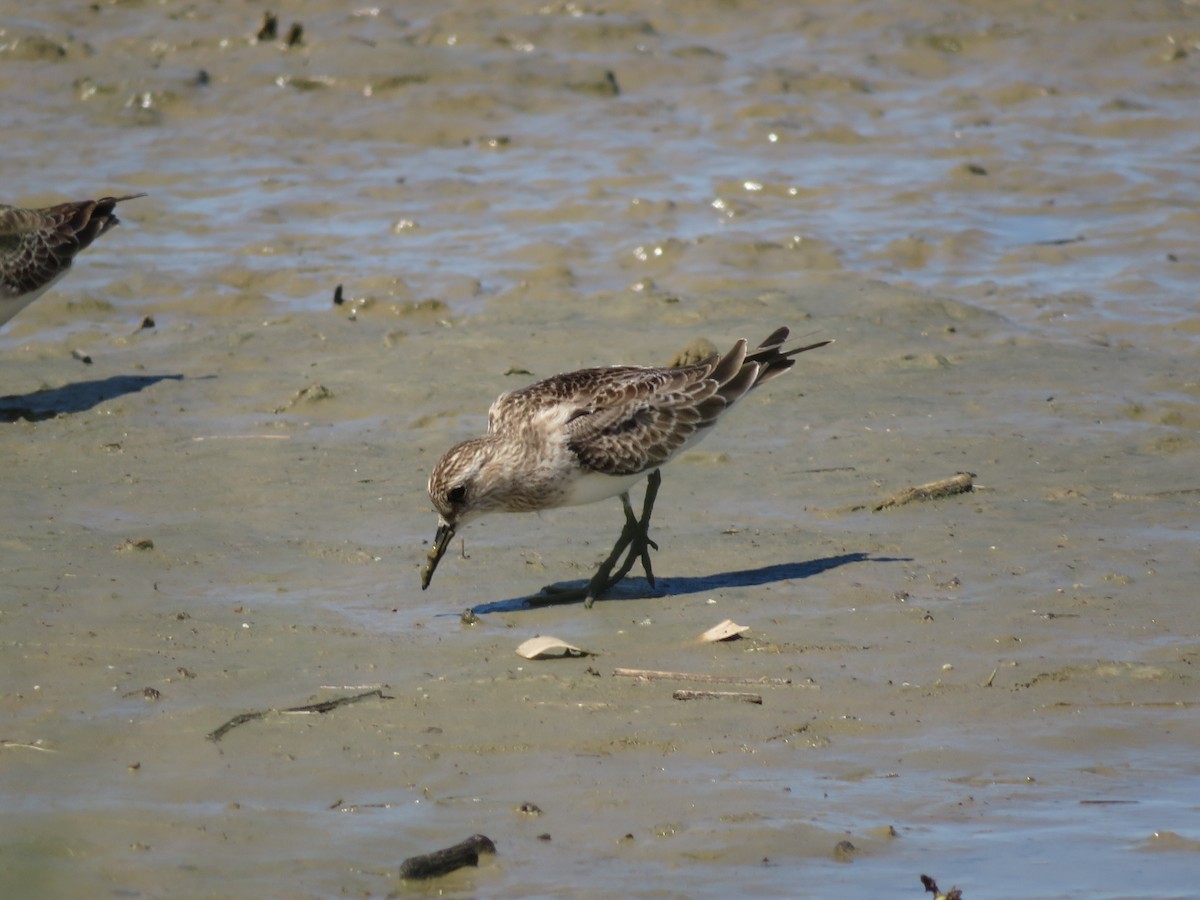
(423, 327), (831, 606)
(0, 194), (145, 328)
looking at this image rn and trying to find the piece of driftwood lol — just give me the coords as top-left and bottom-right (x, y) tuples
(673, 689), (763, 704)
(874, 472), (974, 511)
(399, 834), (496, 880)
(207, 689), (389, 743)
(613, 667), (791, 686)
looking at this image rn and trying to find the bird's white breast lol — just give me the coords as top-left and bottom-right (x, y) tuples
(0, 279), (58, 327)
(558, 469), (645, 508)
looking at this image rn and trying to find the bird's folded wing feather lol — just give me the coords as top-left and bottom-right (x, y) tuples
(559, 367), (720, 476)
(0, 204), (89, 295)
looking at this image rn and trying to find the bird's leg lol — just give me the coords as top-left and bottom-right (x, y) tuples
(584, 469), (662, 608)
(639, 468), (662, 565)
(610, 468), (661, 586)
(540, 492), (637, 604)
(580, 492), (639, 608)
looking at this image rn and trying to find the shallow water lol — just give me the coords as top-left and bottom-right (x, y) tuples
(4, 0), (1200, 351)
(3, 1), (1200, 898)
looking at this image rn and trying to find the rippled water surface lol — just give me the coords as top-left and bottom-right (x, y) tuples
(4, 0), (1199, 349)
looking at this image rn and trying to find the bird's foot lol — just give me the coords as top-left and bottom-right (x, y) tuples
(583, 470), (662, 608)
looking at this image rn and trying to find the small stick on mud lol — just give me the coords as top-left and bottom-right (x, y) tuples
(1, 740), (57, 753)
(207, 689), (389, 743)
(1112, 486), (1200, 500)
(399, 834), (496, 880)
(874, 472), (974, 511)
(613, 667), (792, 686)
(673, 689), (763, 704)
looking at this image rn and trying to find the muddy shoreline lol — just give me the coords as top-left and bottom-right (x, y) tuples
(5, 277), (1199, 896)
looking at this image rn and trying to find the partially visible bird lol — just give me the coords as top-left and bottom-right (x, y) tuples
(422, 326), (831, 606)
(0, 194), (145, 328)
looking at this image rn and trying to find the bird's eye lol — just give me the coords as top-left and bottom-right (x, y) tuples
(446, 485), (467, 504)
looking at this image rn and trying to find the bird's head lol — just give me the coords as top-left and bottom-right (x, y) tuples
(421, 437), (507, 589)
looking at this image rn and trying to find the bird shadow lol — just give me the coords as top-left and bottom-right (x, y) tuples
(466, 551), (903, 615)
(0, 373), (185, 422)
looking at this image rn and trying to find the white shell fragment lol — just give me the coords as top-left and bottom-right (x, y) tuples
(700, 619), (750, 642)
(515, 635), (591, 659)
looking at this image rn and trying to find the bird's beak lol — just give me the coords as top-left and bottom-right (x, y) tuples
(421, 519), (455, 590)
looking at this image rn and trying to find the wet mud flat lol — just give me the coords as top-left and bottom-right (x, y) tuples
(3, 278), (1199, 896)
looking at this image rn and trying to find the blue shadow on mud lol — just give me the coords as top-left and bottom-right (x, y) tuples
(1, 373), (184, 421)
(469, 551), (902, 615)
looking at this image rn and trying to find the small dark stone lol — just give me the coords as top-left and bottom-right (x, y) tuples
(256, 12), (277, 42)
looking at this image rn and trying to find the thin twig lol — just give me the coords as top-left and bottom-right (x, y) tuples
(191, 434), (291, 442)
(207, 689), (389, 742)
(673, 689), (763, 704)
(1, 740), (57, 753)
(1112, 486), (1200, 500)
(613, 667), (791, 685)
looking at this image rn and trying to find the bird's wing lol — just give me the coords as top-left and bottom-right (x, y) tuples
(0, 206), (70, 297)
(0, 205), (39, 239)
(0, 199), (123, 297)
(482, 330), (827, 477)
(498, 364), (725, 476)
